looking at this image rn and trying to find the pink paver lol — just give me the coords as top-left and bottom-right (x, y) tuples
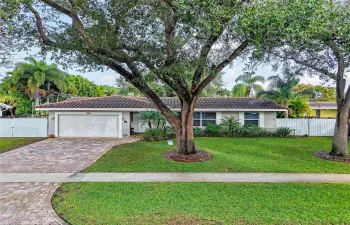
(0, 138), (138, 224)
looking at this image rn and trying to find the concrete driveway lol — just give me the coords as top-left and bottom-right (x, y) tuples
(0, 138), (138, 225)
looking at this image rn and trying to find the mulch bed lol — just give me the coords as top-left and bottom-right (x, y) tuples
(313, 151), (350, 164)
(163, 150), (213, 162)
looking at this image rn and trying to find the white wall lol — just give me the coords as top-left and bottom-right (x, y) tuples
(277, 118), (336, 136)
(0, 118), (48, 137)
(264, 112), (277, 129)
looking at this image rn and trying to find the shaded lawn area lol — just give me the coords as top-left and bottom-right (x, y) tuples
(85, 137), (350, 173)
(0, 138), (45, 153)
(53, 183), (350, 225)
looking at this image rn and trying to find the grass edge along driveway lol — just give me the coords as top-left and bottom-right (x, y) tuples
(0, 138), (45, 153)
(84, 137), (350, 173)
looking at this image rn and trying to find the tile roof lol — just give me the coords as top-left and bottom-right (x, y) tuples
(35, 95), (286, 110)
(309, 102), (337, 109)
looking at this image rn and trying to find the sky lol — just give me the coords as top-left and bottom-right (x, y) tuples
(0, 49), (344, 91)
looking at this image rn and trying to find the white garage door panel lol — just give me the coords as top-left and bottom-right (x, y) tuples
(59, 114), (119, 137)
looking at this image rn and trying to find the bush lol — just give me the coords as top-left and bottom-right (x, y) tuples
(141, 128), (175, 141)
(193, 127), (204, 136)
(205, 124), (222, 136)
(275, 127), (293, 137)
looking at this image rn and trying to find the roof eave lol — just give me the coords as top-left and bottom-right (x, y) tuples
(36, 107), (287, 112)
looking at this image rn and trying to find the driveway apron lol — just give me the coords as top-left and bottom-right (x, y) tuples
(0, 138), (137, 225)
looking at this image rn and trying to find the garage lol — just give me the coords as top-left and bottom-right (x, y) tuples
(58, 114), (121, 138)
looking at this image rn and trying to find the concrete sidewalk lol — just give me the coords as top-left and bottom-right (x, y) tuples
(1, 173), (350, 183)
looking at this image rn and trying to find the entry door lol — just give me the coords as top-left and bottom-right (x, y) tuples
(58, 114), (119, 137)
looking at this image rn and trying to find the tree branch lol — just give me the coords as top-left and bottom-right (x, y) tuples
(291, 56), (337, 80)
(107, 59), (179, 123)
(191, 32), (224, 92)
(327, 39), (346, 105)
(215, 39), (249, 73)
(26, 5), (55, 46)
(192, 39), (249, 96)
(163, 0), (176, 66)
(41, 0), (71, 15)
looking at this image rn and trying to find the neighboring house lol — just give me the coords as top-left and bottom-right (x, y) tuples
(309, 102), (337, 118)
(0, 103), (12, 117)
(35, 95), (287, 138)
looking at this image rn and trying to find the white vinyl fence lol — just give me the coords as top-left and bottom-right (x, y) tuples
(0, 118), (48, 137)
(277, 118), (336, 136)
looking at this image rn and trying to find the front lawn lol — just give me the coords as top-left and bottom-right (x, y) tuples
(53, 182), (350, 225)
(85, 137), (350, 173)
(0, 138), (45, 153)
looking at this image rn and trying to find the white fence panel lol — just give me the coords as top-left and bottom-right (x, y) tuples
(0, 118), (48, 137)
(277, 118), (336, 136)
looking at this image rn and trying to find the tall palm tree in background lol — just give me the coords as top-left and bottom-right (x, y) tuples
(258, 74), (300, 118)
(9, 57), (68, 105)
(232, 72), (265, 97)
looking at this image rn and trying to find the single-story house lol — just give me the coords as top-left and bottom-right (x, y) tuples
(0, 102), (12, 117)
(309, 102), (337, 118)
(35, 95), (287, 138)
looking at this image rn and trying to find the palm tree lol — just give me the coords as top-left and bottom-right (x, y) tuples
(232, 72), (265, 97)
(9, 57), (68, 106)
(220, 116), (241, 133)
(258, 74), (300, 118)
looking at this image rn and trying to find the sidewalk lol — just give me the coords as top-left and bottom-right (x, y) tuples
(2, 172), (350, 183)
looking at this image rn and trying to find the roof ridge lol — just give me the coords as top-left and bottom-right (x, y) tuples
(38, 96), (105, 107)
(115, 95), (152, 104)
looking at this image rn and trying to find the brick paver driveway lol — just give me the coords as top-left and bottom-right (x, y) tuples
(0, 138), (137, 225)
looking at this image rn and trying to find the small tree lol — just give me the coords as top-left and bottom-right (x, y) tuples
(220, 116), (240, 133)
(288, 98), (311, 118)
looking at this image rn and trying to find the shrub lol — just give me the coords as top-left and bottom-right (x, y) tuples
(220, 116), (241, 133)
(205, 124), (222, 136)
(275, 127), (293, 137)
(141, 128), (175, 141)
(193, 127), (204, 136)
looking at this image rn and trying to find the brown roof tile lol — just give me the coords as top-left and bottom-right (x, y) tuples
(35, 95), (286, 110)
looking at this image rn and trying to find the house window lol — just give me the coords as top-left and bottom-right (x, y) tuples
(244, 112), (259, 126)
(193, 112), (216, 127)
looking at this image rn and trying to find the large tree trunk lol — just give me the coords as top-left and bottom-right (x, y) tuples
(331, 105), (349, 157)
(330, 83), (350, 157)
(172, 100), (196, 155)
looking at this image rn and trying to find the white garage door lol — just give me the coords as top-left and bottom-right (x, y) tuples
(58, 114), (119, 137)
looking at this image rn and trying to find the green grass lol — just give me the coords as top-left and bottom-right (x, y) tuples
(0, 138), (45, 153)
(85, 137), (350, 173)
(53, 182), (350, 225)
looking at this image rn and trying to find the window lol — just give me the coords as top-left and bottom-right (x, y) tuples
(244, 112), (259, 126)
(316, 110), (321, 118)
(193, 112), (216, 127)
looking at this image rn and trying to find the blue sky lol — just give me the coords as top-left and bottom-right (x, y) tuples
(0, 50), (341, 90)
